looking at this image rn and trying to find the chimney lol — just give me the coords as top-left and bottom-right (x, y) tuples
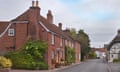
(117, 29), (120, 34)
(47, 10), (53, 24)
(30, 0), (40, 16)
(58, 23), (62, 29)
(36, 0), (39, 7)
(32, 0), (39, 7)
(32, 1), (35, 7)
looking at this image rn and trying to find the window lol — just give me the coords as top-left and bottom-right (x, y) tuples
(51, 32), (55, 45)
(60, 51), (63, 58)
(65, 40), (67, 45)
(60, 36), (62, 47)
(8, 29), (15, 36)
(52, 51), (55, 59)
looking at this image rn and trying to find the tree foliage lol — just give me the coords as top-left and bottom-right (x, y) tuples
(69, 29), (91, 61)
(77, 29), (90, 61)
(5, 40), (48, 70)
(65, 46), (75, 64)
(23, 40), (47, 61)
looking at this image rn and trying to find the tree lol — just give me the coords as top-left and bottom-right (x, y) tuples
(77, 29), (90, 61)
(70, 28), (77, 37)
(69, 28), (91, 61)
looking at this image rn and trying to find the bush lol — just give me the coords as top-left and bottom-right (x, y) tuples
(113, 59), (120, 63)
(5, 52), (36, 69)
(35, 62), (48, 70)
(0, 56), (12, 68)
(5, 40), (48, 70)
(65, 46), (75, 64)
(23, 40), (47, 61)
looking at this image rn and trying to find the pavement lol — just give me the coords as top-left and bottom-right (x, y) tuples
(9, 60), (120, 72)
(56, 59), (108, 72)
(108, 63), (120, 72)
(10, 63), (80, 72)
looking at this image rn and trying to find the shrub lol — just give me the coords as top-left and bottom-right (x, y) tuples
(35, 62), (48, 70)
(65, 46), (75, 64)
(0, 56), (12, 68)
(23, 40), (47, 61)
(5, 40), (48, 70)
(5, 52), (36, 69)
(113, 59), (120, 63)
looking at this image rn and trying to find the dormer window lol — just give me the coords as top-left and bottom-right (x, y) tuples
(8, 29), (15, 36)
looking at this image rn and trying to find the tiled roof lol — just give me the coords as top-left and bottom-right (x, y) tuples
(0, 22), (9, 35)
(91, 48), (107, 52)
(107, 34), (120, 50)
(63, 29), (80, 42)
(12, 9), (29, 21)
(12, 6), (67, 38)
(63, 30), (74, 41)
(39, 15), (68, 39)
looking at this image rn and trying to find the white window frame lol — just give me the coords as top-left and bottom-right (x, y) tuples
(8, 28), (15, 36)
(51, 32), (55, 45)
(52, 51), (55, 59)
(60, 36), (63, 47)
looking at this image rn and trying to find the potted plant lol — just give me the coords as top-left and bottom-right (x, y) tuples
(60, 58), (65, 66)
(0, 56), (12, 72)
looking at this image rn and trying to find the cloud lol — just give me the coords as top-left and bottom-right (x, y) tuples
(0, 0), (120, 47)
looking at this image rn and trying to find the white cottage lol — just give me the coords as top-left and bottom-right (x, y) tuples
(107, 30), (120, 62)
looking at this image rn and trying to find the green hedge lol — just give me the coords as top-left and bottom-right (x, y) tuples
(113, 59), (120, 63)
(5, 51), (48, 70)
(5, 40), (48, 70)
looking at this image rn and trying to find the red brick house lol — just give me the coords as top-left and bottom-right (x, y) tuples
(0, 1), (81, 69)
(64, 29), (81, 63)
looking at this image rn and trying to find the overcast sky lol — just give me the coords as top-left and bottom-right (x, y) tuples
(0, 0), (120, 48)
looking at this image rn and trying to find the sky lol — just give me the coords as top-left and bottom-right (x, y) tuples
(0, 0), (120, 48)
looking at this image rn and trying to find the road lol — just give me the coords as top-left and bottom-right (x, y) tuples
(56, 59), (108, 72)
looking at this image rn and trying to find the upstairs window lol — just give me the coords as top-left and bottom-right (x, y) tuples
(60, 36), (63, 47)
(51, 32), (55, 45)
(8, 29), (15, 36)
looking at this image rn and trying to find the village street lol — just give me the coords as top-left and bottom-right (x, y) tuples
(10, 59), (119, 72)
(56, 59), (108, 72)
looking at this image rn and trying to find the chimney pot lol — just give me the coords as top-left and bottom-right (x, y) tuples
(32, 1), (35, 7)
(58, 23), (62, 29)
(118, 29), (120, 34)
(48, 10), (51, 14)
(36, 0), (39, 7)
(47, 10), (53, 24)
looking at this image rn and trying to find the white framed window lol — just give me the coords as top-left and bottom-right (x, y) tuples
(51, 32), (55, 45)
(52, 51), (55, 59)
(8, 29), (15, 36)
(65, 40), (67, 45)
(60, 36), (63, 47)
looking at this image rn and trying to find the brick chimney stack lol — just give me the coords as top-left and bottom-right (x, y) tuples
(47, 10), (53, 24)
(118, 29), (120, 34)
(58, 23), (62, 29)
(29, 0), (40, 40)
